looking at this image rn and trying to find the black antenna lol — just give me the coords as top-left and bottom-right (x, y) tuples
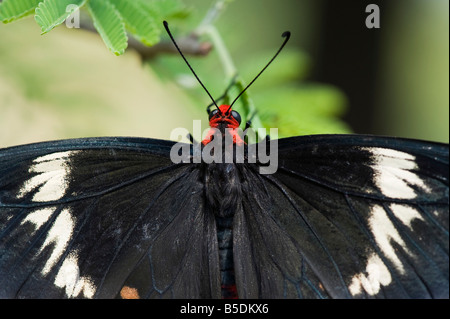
(163, 21), (220, 111)
(228, 31), (291, 112)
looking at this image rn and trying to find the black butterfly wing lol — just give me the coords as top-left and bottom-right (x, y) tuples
(234, 134), (448, 298)
(0, 137), (220, 298)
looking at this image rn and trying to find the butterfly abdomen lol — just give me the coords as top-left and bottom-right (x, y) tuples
(202, 162), (243, 298)
(216, 215), (238, 299)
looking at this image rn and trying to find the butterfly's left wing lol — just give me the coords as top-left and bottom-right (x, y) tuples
(0, 137), (220, 299)
(233, 134), (448, 299)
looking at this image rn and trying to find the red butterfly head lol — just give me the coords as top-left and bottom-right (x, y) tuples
(202, 105), (244, 146)
(208, 105), (241, 129)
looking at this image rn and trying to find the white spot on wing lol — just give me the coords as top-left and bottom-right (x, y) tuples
(368, 204), (408, 274)
(349, 254), (392, 296)
(38, 208), (76, 275)
(363, 147), (430, 199)
(18, 206), (96, 298)
(389, 204), (424, 229)
(20, 207), (54, 234)
(17, 151), (79, 202)
(54, 250), (96, 298)
(349, 204), (425, 296)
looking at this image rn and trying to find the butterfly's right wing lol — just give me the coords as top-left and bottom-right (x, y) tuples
(0, 137), (220, 299)
(233, 135), (448, 299)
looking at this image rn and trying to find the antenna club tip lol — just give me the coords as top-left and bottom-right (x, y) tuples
(282, 31), (291, 38)
(163, 21), (169, 31)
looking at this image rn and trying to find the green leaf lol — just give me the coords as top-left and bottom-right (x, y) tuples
(138, 0), (189, 21)
(108, 0), (159, 46)
(239, 49), (312, 88)
(34, 0), (86, 34)
(0, 0), (41, 23)
(253, 85), (351, 137)
(87, 0), (128, 56)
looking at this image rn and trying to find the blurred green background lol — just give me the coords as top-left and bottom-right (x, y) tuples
(0, 0), (448, 147)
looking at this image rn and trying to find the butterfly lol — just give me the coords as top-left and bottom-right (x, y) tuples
(0, 21), (448, 299)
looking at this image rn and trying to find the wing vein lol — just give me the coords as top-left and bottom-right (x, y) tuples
(278, 167), (448, 205)
(0, 163), (184, 208)
(262, 174), (351, 298)
(95, 169), (191, 296)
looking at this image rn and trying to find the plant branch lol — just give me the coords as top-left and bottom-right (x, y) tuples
(129, 34), (212, 60)
(78, 18), (212, 59)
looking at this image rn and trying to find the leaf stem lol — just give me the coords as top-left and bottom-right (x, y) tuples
(197, 24), (235, 78)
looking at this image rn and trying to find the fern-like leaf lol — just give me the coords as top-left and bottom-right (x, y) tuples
(0, 0), (41, 23)
(87, 0), (128, 56)
(109, 0), (159, 46)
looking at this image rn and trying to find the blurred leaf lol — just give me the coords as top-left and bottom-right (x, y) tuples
(109, 0), (159, 46)
(87, 0), (128, 56)
(253, 84), (351, 137)
(139, 0), (189, 21)
(0, 0), (41, 23)
(238, 49), (312, 88)
(34, 0), (86, 34)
